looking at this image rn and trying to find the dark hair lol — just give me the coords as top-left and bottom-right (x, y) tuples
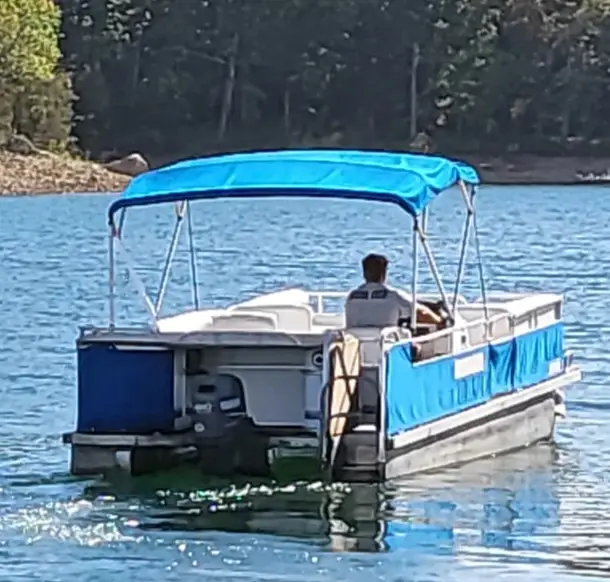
(362, 253), (388, 283)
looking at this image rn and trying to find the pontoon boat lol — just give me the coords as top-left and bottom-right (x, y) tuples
(63, 149), (582, 481)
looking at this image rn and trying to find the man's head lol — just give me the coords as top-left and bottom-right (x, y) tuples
(362, 253), (389, 284)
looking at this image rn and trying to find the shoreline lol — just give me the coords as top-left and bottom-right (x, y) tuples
(1, 151), (610, 196)
(0, 151), (130, 196)
(462, 153), (610, 185)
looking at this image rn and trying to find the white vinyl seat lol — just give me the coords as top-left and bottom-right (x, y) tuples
(344, 326), (412, 365)
(312, 312), (345, 329)
(343, 327), (384, 366)
(209, 311), (278, 331)
(156, 310), (218, 333)
(230, 304), (313, 331)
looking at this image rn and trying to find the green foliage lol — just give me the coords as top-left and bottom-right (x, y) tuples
(54, 0), (610, 158)
(0, 0), (73, 151)
(0, 0), (61, 82)
(0, 79), (15, 145)
(13, 72), (73, 151)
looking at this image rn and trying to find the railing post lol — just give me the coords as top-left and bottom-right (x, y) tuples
(411, 217), (419, 333)
(472, 188), (489, 322)
(186, 201), (200, 310)
(108, 221), (116, 329)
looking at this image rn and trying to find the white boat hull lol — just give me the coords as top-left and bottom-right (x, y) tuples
(63, 367), (580, 480)
(64, 289), (583, 481)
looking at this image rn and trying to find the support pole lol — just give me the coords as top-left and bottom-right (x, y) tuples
(155, 201), (187, 315)
(452, 182), (474, 314)
(108, 222), (116, 328)
(115, 237), (159, 330)
(416, 223), (454, 323)
(410, 218), (419, 333)
(186, 201), (200, 310)
(457, 180), (474, 214)
(117, 208), (127, 239)
(471, 186), (489, 321)
(452, 213), (472, 314)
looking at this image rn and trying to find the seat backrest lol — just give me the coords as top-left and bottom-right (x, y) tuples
(209, 311), (278, 331)
(233, 304), (313, 331)
(312, 312), (345, 329)
(157, 310), (216, 333)
(345, 327), (386, 366)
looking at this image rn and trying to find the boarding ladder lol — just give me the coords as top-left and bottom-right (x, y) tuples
(322, 331), (384, 482)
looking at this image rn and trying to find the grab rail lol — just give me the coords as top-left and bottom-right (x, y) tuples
(308, 290), (471, 319)
(308, 291), (347, 315)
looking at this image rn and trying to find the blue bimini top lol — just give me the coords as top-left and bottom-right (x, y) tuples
(107, 148), (480, 221)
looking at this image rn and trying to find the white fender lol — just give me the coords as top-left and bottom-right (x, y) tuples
(115, 450), (132, 472)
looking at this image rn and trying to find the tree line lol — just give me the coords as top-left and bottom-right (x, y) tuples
(3, 0), (610, 161)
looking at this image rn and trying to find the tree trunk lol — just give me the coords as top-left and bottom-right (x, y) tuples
(218, 34), (239, 143)
(283, 86), (291, 136)
(130, 36), (141, 108)
(410, 42), (420, 138)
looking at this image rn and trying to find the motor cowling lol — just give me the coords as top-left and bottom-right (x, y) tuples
(188, 373), (268, 475)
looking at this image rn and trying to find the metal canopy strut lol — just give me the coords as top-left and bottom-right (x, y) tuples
(415, 222), (454, 324)
(410, 219), (419, 333)
(471, 185), (489, 321)
(108, 223), (115, 328)
(451, 181), (474, 315)
(155, 201), (187, 316)
(116, 236), (159, 329)
(186, 201), (200, 310)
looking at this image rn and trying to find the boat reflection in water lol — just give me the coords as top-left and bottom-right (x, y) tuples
(83, 443), (560, 561)
(322, 443), (560, 554)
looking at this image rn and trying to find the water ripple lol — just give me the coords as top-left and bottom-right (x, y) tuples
(0, 186), (608, 580)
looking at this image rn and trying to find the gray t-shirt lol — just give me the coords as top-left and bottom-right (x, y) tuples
(344, 282), (413, 328)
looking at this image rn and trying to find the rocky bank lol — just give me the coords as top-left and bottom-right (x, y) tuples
(2, 148), (610, 196)
(0, 151), (131, 195)
(463, 154), (610, 184)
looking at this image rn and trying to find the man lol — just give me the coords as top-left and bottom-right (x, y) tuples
(344, 253), (443, 329)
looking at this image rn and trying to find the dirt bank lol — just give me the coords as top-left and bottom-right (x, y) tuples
(0, 151), (130, 195)
(2, 150), (610, 195)
(462, 154), (610, 184)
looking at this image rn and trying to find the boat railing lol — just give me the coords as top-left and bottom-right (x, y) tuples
(382, 312), (514, 361)
(308, 291), (347, 315)
(401, 297), (562, 361)
(307, 290), (455, 315)
(79, 325), (157, 339)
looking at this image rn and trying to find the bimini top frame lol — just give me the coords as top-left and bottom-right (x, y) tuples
(105, 149), (484, 332)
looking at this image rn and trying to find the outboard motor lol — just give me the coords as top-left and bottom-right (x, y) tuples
(189, 373), (268, 476)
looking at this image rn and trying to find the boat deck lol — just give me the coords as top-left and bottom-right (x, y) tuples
(79, 287), (564, 355)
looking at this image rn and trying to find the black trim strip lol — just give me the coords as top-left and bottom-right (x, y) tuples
(387, 389), (553, 458)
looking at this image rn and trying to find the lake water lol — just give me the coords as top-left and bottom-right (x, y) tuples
(0, 185), (608, 581)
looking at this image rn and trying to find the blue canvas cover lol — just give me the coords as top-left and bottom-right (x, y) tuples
(385, 323), (565, 436)
(108, 149), (479, 220)
(77, 343), (176, 433)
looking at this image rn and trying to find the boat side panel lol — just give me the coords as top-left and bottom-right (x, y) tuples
(385, 322), (565, 436)
(513, 322), (564, 387)
(77, 342), (175, 433)
(385, 392), (556, 478)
